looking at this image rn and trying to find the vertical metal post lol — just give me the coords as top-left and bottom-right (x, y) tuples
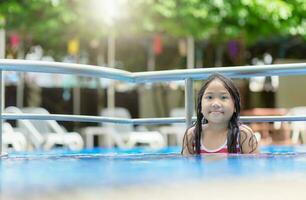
(17, 73), (24, 108)
(185, 36), (195, 128)
(185, 78), (194, 128)
(147, 38), (155, 71)
(73, 83), (81, 115)
(0, 26), (5, 59)
(0, 23), (4, 155)
(187, 36), (194, 69)
(107, 33), (115, 110)
(0, 25), (5, 111)
(0, 70), (3, 155)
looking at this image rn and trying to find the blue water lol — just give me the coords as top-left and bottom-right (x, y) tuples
(2, 146), (306, 196)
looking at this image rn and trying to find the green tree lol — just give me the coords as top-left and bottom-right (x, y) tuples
(0, 0), (80, 58)
(149, 0), (306, 43)
(1, 0), (305, 61)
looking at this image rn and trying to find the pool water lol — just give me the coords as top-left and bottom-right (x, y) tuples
(2, 146), (306, 200)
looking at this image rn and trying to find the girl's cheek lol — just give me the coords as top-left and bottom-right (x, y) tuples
(201, 107), (207, 115)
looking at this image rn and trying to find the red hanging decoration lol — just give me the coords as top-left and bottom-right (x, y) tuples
(10, 34), (20, 48)
(153, 36), (162, 55)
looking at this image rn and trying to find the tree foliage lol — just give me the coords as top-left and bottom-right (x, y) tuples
(0, 0), (80, 57)
(0, 0), (305, 58)
(149, 0), (306, 43)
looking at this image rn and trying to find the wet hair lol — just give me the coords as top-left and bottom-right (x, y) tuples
(182, 73), (242, 154)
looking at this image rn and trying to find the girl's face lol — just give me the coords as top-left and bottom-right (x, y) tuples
(201, 79), (235, 124)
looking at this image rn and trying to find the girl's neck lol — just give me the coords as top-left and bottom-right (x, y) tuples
(206, 122), (228, 134)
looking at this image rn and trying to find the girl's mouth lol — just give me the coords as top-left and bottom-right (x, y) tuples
(209, 111), (224, 114)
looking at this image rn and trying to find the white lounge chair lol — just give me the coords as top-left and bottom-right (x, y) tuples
(21, 107), (84, 150)
(2, 122), (27, 152)
(4, 106), (84, 150)
(100, 107), (165, 148)
(5, 106), (44, 149)
(287, 107), (306, 144)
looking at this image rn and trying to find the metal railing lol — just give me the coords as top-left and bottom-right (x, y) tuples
(1, 59), (306, 155)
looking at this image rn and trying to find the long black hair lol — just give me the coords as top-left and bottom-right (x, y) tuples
(182, 73), (241, 154)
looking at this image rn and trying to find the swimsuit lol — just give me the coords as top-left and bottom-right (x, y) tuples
(200, 139), (228, 153)
(200, 139), (241, 154)
(191, 126), (241, 154)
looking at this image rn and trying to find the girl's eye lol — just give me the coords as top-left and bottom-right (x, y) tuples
(221, 96), (229, 100)
(205, 96), (213, 100)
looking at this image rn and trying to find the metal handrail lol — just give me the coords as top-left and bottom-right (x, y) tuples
(0, 59), (133, 81)
(1, 59), (306, 155)
(1, 59), (306, 82)
(3, 113), (306, 125)
(133, 63), (306, 83)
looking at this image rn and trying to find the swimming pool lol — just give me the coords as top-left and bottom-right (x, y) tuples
(2, 60), (306, 199)
(1, 146), (306, 200)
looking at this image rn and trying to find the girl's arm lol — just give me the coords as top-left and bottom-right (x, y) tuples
(239, 124), (260, 154)
(181, 128), (195, 155)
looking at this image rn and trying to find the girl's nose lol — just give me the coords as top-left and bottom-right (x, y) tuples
(212, 101), (221, 108)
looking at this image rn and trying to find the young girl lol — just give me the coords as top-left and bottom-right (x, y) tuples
(182, 73), (259, 155)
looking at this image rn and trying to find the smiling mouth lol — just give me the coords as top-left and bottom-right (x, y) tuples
(209, 111), (224, 114)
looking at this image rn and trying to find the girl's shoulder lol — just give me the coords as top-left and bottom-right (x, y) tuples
(186, 124), (208, 135)
(238, 124), (259, 153)
(187, 124), (252, 134)
(238, 124), (254, 135)
(186, 126), (196, 137)
(182, 126), (197, 155)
